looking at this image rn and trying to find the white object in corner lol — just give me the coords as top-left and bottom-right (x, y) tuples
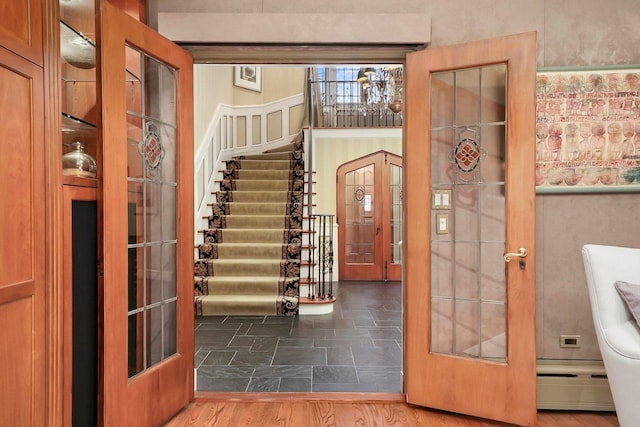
(582, 244), (640, 427)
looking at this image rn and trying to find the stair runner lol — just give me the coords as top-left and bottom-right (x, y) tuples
(194, 147), (304, 316)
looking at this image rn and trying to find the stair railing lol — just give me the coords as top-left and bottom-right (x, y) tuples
(314, 214), (334, 299)
(305, 76), (334, 301)
(307, 214), (315, 300)
(305, 76), (316, 300)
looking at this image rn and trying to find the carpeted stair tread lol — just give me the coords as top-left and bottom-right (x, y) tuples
(234, 170), (291, 180)
(207, 258), (299, 277)
(240, 152), (293, 160)
(207, 275), (283, 283)
(199, 294), (282, 316)
(197, 242), (300, 261)
(226, 180), (291, 191)
(209, 258), (298, 264)
(216, 190), (291, 203)
(211, 243), (289, 259)
(233, 159), (291, 170)
(205, 277), (280, 294)
(212, 202), (288, 215)
(217, 215), (289, 229)
(208, 228), (295, 243)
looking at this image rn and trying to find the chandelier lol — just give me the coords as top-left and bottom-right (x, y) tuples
(356, 66), (404, 113)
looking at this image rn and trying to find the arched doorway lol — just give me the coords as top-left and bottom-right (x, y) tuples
(337, 150), (402, 281)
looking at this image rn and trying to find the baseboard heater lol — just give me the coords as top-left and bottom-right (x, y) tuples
(537, 360), (615, 411)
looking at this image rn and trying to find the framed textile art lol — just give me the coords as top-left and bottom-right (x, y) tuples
(536, 67), (640, 193)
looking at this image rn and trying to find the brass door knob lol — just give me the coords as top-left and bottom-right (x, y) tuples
(503, 247), (528, 263)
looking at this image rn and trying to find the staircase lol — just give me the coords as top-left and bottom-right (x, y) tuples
(194, 145), (304, 316)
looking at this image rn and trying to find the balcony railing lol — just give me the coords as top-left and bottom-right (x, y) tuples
(310, 79), (403, 128)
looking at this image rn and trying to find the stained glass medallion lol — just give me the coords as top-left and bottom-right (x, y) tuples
(450, 127), (486, 182)
(139, 123), (165, 174)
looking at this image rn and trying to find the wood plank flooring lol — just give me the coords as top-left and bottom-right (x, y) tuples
(164, 394), (619, 426)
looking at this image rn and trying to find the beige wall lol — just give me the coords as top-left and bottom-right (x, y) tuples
(155, 0), (640, 362)
(193, 65), (233, 150)
(230, 66), (306, 105)
(313, 131), (402, 216)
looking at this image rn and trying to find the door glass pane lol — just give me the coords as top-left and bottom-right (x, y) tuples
(344, 164), (375, 264)
(126, 45), (179, 378)
(430, 64), (507, 362)
(390, 164), (403, 263)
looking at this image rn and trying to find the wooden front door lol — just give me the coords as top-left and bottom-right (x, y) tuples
(337, 150), (402, 281)
(100, 2), (194, 426)
(404, 32), (538, 426)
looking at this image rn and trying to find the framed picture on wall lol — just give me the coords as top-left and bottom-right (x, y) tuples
(234, 66), (262, 92)
(536, 67), (640, 193)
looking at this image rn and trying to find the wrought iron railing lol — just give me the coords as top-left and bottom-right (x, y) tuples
(310, 80), (403, 128)
(306, 214), (335, 300)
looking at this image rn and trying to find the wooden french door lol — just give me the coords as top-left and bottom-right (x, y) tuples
(337, 150), (402, 281)
(100, 2), (194, 426)
(404, 32), (537, 426)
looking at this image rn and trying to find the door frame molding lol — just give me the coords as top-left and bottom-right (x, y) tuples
(189, 50), (413, 406)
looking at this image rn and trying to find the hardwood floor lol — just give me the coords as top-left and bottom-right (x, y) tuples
(164, 394), (619, 426)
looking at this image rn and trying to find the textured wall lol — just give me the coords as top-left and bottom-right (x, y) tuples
(150, 0), (640, 65)
(154, 0), (640, 361)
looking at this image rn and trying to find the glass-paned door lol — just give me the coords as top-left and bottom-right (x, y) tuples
(385, 155), (403, 281)
(404, 32), (537, 426)
(100, 3), (194, 426)
(126, 47), (179, 376)
(344, 163), (375, 264)
(430, 65), (509, 361)
(337, 150), (402, 281)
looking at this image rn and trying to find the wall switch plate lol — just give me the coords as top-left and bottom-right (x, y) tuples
(432, 189), (451, 209)
(436, 213), (449, 234)
(560, 335), (581, 348)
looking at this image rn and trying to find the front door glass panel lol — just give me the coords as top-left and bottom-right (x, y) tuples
(390, 163), (403, 264)
(344, 163), (375, 264)
(430, 64), (508, 362)
(126, 45), (178, 377)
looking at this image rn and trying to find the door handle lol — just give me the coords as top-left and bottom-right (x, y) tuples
(503, 247), (527, 263)
(376, 227), (381, 235)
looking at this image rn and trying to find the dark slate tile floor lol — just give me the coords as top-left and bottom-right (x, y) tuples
(195, 281), (403, 393)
